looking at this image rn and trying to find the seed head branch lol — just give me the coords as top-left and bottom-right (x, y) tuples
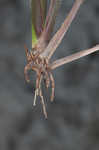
(42, 0), (61, 43)
(50, 45), (99, 70)
(41, 0), (85, 59)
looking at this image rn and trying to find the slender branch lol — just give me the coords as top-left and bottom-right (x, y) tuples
(41, 0), (85, 58)
(44, 0), (55, 29)
(50, 45), (99, 70)
(42, 0), (61, 43)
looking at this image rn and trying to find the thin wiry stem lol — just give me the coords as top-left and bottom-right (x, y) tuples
(50, 45), (99, 70)
(44, 0), (55, 29)
(42, 0), (61, 43)
(41, 0), (85, 58)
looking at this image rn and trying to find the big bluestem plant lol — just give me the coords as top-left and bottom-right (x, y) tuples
(24, 0), (99, 118)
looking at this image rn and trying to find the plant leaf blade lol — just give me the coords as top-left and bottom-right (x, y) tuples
(31, 0), (47, 47)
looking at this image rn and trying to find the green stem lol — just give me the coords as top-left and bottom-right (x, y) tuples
(32, 24), (38, 47)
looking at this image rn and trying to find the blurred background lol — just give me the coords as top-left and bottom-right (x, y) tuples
(0, 0), (99, 149)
